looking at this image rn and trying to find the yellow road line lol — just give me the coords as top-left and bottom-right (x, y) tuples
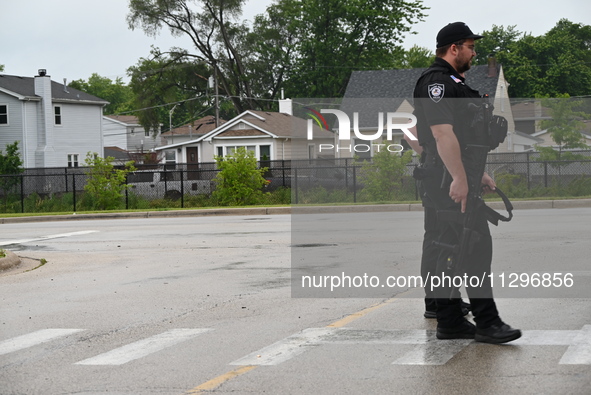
(183, 297), (396, 394)
(185, 365), (257, 394)
(326, 298), (396, 328)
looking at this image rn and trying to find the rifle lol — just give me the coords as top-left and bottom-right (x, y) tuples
(433, 94), (513, 298)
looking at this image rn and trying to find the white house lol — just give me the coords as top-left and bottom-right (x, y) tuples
(103, 115), (162, 155)
(0, 69), (108, 168)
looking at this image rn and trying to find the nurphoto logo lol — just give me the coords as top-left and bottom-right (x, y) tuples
(306, 109), (417, 153)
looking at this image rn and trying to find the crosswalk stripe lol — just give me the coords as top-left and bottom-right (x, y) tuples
(559, 325), (591, 365)
(0, 329), (85, 356)
(229, 328), (334, 366)
(230, 326), (591, 366)
(75, 328), (212, 366)
(393, 340), (472, 365)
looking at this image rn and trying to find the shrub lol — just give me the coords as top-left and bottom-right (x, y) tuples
(357, 150), (413, 201)
(212, 148), (269, 206)
(83, 153), (136, 210)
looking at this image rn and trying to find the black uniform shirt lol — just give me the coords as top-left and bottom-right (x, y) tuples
(413, 57), (481, 150)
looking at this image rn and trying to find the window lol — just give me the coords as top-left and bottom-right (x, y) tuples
(54, 106), (62, 125)
(0, 104), (8, 125)
(145, 129), (150, 137)
(260, 145), (271, 161)
(354, 139), (372, 161)
(164, 150), (176, 170)
(67, 154), (79, 168)
(216, 144), (272, 161)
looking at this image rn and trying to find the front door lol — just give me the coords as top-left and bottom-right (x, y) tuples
(186, 147), (199, 180)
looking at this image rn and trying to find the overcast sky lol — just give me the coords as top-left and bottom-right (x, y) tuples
(2, 0), (589, 84)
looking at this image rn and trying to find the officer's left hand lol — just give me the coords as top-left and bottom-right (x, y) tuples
(481, 173), (496, 194)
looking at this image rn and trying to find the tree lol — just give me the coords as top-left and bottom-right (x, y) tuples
(127, 0), (427, 110)
(0, 141), (23, 207)
(83, 153), (136, 210)
(127, 0), (259, 114)
(127, 49), (214, 135)
(485, 20), (591, 97)
(264, 0), (427, 98)
(212, 147), (268, 205)
(537, 94), (589, 162)
(473, 25), (521, 66)
(393, 45), (434, 69)
(69, 73), (133, 115)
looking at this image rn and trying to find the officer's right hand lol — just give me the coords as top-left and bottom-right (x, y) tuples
(449, 178), (468, 213)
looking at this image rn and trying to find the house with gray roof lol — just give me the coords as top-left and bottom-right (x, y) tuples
(338, 58), (522, 157)
(154, 99), (335, 166)
(0, 69), (108, 168)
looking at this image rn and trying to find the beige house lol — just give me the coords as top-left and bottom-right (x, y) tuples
(154, 100), (334, 166)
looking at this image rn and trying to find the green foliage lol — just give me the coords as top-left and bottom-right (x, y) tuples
(69, 73), (133, 115)
(539, 94), (589, 151)
(126, 0), (427, 107)
(127, 0), (259, 114)
(482, 19), (591, 97)
(268, 0), (427, 98)
(296, 186), (354, 204)
(473, 25), (521, 65)
(394, 45), (434, 69)
(212, 148), (269, 206)
(127, 49), (215, 135)
(358, 150), (413, 201)
(0, 141), (24, 207)
(83, 153), (136, 210)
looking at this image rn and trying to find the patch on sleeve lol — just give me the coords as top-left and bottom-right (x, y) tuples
(428, 83), (445, 103)
(450, 75), (463, 84)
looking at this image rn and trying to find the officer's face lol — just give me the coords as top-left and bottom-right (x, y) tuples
(455, 39), (476, 74)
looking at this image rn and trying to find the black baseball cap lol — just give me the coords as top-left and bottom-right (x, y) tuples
(436, 22), (483, 48)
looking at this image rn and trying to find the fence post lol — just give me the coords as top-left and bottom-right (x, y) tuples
(20, 174), (25, 213)
(72, 173), (77, 212)
(180, 169), (184, 208)
(125, 173), (129, 210)
(294, 167), (299, 204)
(544, 161), (548, 188)
(353, 165), (357, 203)
(414, 165), (419, 201)
(282, 160), (286, 187)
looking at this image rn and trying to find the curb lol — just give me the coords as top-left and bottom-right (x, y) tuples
(1, 199), (590, 224)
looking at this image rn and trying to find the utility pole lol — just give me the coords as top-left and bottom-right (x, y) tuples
(214, 65), (220, 128)
(169, 104), (178, 144)
(209, 63), (220, 128)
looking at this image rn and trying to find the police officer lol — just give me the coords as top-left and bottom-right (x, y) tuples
(405, 131), (471, 319)
(412, 22), (521, 343)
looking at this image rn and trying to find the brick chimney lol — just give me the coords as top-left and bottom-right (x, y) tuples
(487, 55), (498, 78)
(34, 69), (56, 167)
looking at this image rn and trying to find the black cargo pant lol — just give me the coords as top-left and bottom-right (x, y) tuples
(420, 156), (503, 329)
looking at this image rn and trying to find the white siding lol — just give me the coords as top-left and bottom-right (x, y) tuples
(102, 119), (128, 150)
(52, 103), (104, 167)
(0, 94), (25, 161)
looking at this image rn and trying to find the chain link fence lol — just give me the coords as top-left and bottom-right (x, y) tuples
(1, 151), (591, 213)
